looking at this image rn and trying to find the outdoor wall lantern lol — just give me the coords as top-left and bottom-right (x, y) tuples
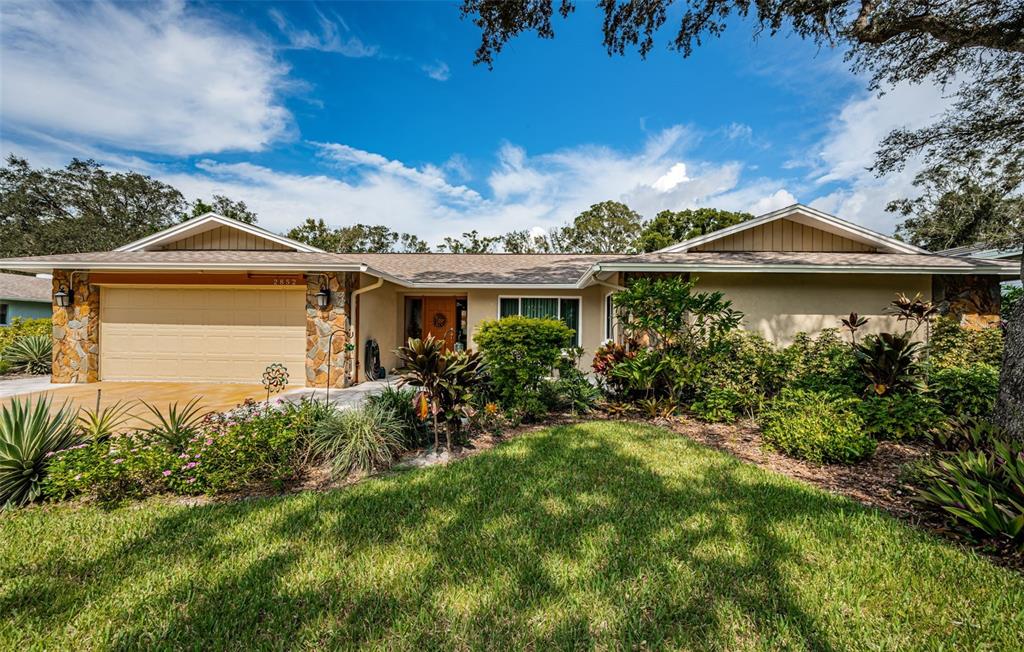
(54, 287), (71, 308)
(316, 286), (331, 310)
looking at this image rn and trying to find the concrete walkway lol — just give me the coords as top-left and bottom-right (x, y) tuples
(0, 375), (73, 399)
(280, 377), (397, 409)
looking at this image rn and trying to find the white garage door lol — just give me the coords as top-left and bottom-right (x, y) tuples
(100, 287), (306, 384)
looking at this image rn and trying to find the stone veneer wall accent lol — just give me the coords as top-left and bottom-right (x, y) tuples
(51, 270), (99, 383)
(305, 272), (355, 388)
(932, 274), (1002, 329)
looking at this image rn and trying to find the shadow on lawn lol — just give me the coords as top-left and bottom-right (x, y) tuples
(6, 423), (855, 649)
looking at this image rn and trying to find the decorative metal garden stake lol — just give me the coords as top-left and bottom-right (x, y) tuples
(262, 363), (289, 413)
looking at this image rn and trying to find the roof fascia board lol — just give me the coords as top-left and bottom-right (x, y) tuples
(595, 261), (1019, 276)
(655, 204), (927, 255)
(0, 261), (364, 273)
(114, 213), (324, 253)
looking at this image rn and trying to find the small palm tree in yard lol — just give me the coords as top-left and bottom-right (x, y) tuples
(0, 395), (82, 508)
(2, 335), (53, 375)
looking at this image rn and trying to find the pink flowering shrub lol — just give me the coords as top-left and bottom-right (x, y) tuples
(45, 400), (312, 503)
(163, 409), (299, 495)
(44, 433), (171, 503)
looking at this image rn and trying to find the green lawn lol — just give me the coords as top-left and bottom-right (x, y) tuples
(2, 421), (1022, 650)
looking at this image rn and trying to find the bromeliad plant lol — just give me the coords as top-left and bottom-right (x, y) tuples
(0, 395), (82, 507)
(395, 335), (485, 451)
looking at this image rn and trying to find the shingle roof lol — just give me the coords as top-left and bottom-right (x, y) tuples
(356, 253), (619, 285)
(0, 249), (1016, 287)
(598, 251), (1020, 273)
(0, 272), (51, 302)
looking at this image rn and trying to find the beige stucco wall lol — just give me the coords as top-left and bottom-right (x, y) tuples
(694, 272), (932, 345)
(355, 275), (402, 376)
(355, 279), (615, 377)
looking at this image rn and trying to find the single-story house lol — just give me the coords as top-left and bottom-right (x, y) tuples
(0, 204), (1016, 387)
(0, 272), (52, 326)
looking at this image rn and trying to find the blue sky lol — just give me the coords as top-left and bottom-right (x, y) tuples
(0, 0), (951, 242)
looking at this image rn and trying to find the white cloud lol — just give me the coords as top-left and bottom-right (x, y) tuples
(747, 189), (798, 215)
(268, 7), (378, 58)
(651, 163), (690, 192)
(807, 82), (954, 233)
(421, 60), (451, 81)
(0, 0), (291, 156)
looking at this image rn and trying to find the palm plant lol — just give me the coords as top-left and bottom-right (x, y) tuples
(77, 400), (135, 440)
(854, 332), (923, 396)
(0, 395), (81, 508)
(2, 335), (53, 375)
(139, 397), (208, 450)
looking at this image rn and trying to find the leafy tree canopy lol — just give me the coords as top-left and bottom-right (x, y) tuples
(0, 155), (186, 257)
(438, 229), (502, 254)
(286, 218), (430, 253)
(637, 208), (753, 252)
(891, 155), (1024, 253)
(189, 195), (258, 224)
(554, 200), (644, 253)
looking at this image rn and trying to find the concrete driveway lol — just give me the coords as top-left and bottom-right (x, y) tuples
(0, 380), (271, 429)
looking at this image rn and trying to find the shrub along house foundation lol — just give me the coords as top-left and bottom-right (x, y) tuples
(0, 205), (1016, 389)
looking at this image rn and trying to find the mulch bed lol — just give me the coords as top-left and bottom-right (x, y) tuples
(661, 415), (1024, 572)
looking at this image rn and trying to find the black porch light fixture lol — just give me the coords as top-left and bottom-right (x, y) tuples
(54, 286), (71, 308)
(316, 286), (331, 310)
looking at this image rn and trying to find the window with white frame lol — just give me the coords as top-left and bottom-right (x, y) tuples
(498, 297), (581, 346)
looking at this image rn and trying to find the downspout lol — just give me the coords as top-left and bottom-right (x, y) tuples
(351, 272), (384, 383)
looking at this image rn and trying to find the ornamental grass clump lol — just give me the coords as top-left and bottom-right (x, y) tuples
(1, 334), (53, 375)
(312, 403), (405, 476)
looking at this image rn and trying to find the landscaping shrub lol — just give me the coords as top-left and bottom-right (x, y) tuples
(44, 433), (168, 503)
(854, 332), (923, 396)
(608, 348), (668, 399)
(929, 363), (1000, 417)
(165, 404), (302, 495)
(76, 400), (133, 440)
(474, 317), (573, 416)
(916, 436), (1024, 551)
(591, 340), (632, 396)
(759, 388), (875, 464)
(0, 395), (82, 507)
(2, 334), (52, 374)
(690, 386), (744, 423)
(781, 329), (861, 395)
(0, 317), (50, 353)
(856, 392), (947, 441)
(928, 316), (1003, 369)
(312, 403), (405, 475)
(693, 330), (785, 415)
(366, 385), (430, 447)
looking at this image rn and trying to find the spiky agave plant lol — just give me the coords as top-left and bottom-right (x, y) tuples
(139, 397), (208, 451)
(77, 400), (135, 440)
(2, 335), (53, 375)
(0, 395), (81, 508)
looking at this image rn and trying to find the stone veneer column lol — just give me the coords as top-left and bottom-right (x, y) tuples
(51, 270), (99, 383)
(932, 274), (1002, 328)
(305, 272), (354, 388)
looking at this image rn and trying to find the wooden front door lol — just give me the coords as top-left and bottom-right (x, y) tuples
(422, 296), (457, 350)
